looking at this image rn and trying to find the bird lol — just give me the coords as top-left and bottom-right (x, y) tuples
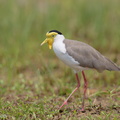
(41, 30), (120, 111)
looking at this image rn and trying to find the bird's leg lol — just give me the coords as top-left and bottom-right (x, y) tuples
(81, 71), (88, 111)
(59, 73), (80, 109)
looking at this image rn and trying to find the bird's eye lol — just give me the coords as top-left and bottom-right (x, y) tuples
(52, 35), (54, 37)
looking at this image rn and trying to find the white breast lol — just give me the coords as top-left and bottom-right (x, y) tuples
(53, 35), (81, 72)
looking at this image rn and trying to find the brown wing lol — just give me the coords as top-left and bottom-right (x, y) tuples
(64, 39), (120, 72)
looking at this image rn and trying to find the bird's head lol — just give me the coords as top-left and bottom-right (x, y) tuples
(41, 30), (62, 49)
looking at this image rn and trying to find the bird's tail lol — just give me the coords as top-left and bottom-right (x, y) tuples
(105, 57), (120, 71)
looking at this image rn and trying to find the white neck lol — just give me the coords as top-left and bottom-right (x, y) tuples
(54, 34), (65, 42)
(53, 34), (66, 53)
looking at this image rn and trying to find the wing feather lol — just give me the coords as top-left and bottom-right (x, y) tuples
(64, 39), (120, 72)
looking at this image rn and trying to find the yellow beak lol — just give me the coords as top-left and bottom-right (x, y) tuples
(41, 38), (48, 46)
(41, 38), (53, 49)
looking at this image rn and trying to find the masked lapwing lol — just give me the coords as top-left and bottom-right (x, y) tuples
(41, 30), (120, 111)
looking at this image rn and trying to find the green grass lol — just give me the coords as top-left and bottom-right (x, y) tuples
(0, 0), (120, 119)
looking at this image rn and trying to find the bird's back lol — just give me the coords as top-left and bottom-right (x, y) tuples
(64, 39), (120, 72)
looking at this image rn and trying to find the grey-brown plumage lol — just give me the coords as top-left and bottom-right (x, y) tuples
(64, 39), (120, 72)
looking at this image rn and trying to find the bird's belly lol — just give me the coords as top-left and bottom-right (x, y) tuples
(53, 47), (87, 72)
(53, 41), (89, 72)
(56, 51), (79, 66)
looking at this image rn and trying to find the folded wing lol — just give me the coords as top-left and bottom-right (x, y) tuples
(64, 39), (120, 72)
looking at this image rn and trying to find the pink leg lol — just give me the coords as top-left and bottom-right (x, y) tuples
(81, 71), (88, 111)
(59, 73), (80, 109)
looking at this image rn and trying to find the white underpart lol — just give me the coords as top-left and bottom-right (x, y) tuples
(53, 34), (88, 73)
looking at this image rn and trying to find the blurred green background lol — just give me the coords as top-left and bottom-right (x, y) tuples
(0, 0), (120, 79)
(0, 0), (120, 119)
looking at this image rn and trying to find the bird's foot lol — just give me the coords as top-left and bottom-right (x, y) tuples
(78, 107), (86, 113)
(59, 101), (68, 109)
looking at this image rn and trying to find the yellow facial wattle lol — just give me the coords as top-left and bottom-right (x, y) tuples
(41, 32), (58, 49)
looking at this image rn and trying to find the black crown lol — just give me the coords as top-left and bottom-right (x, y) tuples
(49, 30), (62, 35)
